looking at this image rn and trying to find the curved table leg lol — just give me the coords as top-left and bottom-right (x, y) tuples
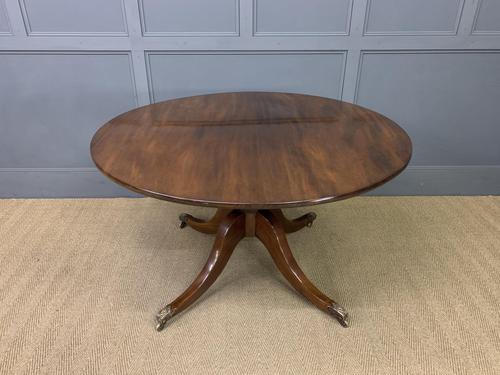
(179, 208), (232, 234)
(255, 210), (349, 327)
(156, 212), (245, 331)
(269, 209), (317, 233)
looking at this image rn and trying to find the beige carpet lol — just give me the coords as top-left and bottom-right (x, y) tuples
(0, 197), (499, 375)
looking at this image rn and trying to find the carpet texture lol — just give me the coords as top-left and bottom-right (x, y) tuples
(0, 197), (499, 374)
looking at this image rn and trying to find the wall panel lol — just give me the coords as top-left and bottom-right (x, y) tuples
(0, 0), (10, 34)
(356, 51), (500, 165)
(0, 52), (137, 168)
(472, 0), (500, 34)
(139, 0), (239, 36)
(147, 51), (346, 102)
(254, 0), (352, 36)
(364, 0), (464, 35)
(19, 0), (127, 36)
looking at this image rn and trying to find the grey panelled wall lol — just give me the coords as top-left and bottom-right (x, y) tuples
(147, 52), (346, 101)
(473, 0), (500, 34)
(364, 0), (464, 35)
(139, 0), (239, 36)
(0, 0), (499, 197)
(19, 0), (128, 35)
(0, 52), (137, 166)
(0, 0), (10, 34)
(254, 0), (352, 35)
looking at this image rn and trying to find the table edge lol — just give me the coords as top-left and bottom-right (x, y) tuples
(91, 147), (412, 209)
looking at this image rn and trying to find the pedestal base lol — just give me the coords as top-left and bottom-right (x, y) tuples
(155, 208), (348, 331)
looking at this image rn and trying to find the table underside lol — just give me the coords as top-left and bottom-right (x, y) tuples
(155, 208), (349, 331)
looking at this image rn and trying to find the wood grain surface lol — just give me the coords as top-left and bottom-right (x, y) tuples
(91, 92), (412, 208)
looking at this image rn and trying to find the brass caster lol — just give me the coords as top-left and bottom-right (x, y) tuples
(179, 213), (188, 229)
(155, 304), (174, 331)
(306, 212), (317, 227)
(328, 302), (349, 328)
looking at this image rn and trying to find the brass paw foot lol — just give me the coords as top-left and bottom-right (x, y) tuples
(155, 304), (174, 331)
(179, 213), (188, 229)
(328, 302), (349, 327)
(305, 212), (317, 227)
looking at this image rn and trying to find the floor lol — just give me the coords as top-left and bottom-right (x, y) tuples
(0, 197), (499, 374)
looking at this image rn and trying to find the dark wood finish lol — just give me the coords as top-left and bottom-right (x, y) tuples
(91, 92), (412, 209)
(156, 208), (349, 329)
(269, 209), (317, 233)
(255, 210), (348, 326)
(245, 211), (256, 237)
(91, 92), (412, 330)
(179, 208), (231, 234)
(155, 212), (245, 331)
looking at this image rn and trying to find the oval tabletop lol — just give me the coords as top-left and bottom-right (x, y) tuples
(91, 92), (412, 209)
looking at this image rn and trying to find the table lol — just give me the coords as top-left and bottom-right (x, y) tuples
(90, 92), (412, 331)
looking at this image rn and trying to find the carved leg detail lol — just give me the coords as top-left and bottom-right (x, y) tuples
(179, 209), (233, 234)
(156, 212), (245, 331)
(270, 209), (317, 233)
(255, 210), (349, 328)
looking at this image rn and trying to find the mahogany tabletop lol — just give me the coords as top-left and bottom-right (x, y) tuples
(91, 92), (412, 209)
